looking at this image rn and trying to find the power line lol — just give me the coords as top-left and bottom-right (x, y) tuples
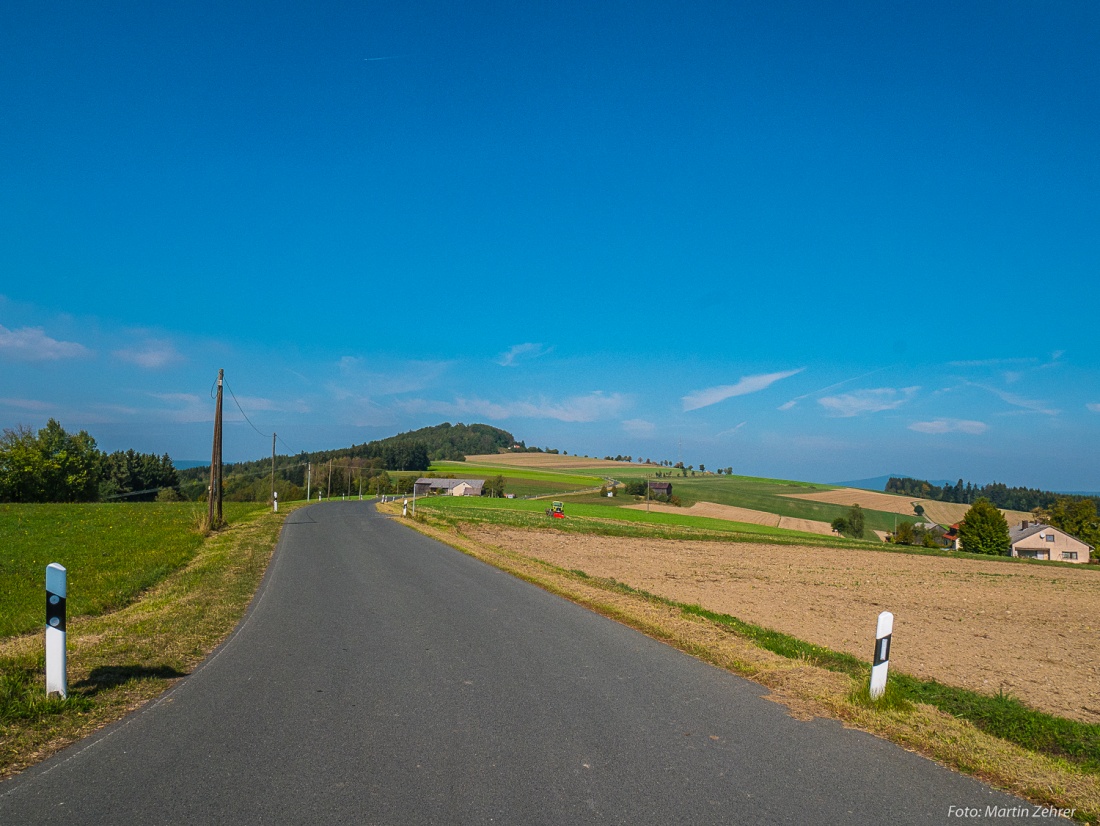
(223, 379), (268, 440)
(210, 373), (297, 459)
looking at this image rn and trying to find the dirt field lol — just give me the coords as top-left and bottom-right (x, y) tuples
(464, 453), (651, 470)
(623, 501), (837, 537)
(783, 488), (1033, 527)
(468, 526), (1100, 723)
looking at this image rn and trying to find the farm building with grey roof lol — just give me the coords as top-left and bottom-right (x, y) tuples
(413, 478), (485, 497)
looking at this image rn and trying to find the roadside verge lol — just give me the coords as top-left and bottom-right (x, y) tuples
(391, 509), (1100, 823)
(0, 503), (300, 780)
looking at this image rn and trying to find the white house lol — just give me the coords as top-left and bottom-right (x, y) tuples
(1009, 520), (1092, 564)
(413, 478), (485, 497)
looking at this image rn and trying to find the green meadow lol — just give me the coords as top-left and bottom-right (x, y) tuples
(426, 460), (904, 535)
(409, 492), (872, 546)
(421, 461), (606, 497)
(0, 502), (266, 638)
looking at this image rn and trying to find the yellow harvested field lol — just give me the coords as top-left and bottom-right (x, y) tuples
(782, 488), (1032, 526)
(464, 453), (651, 470)
(623, 501), (836, 537)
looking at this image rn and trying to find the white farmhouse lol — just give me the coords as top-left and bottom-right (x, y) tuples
(1009, 520), (1092, 564)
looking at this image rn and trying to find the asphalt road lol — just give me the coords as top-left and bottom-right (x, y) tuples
(1, 501), (1037, 824)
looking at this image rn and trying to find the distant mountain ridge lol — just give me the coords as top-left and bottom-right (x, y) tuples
(835, 474), (1099, 498)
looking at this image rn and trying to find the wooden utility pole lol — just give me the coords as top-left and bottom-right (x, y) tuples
(271, 432), (276, 506)
(207, 369), (224, 528)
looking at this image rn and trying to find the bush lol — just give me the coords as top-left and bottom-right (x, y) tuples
(832, 504), (866, 539)
(958, 498), (1011, 555)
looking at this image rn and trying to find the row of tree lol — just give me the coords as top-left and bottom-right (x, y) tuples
(886, 476), (1100, 513)
(0, 420), (178, 503)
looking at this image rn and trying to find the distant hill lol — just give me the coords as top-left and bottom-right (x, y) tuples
(366, 422), (517, 462)
(831, 474), (953, 492)
(175, 422), (524, 501)
(178, 422), (519, 479)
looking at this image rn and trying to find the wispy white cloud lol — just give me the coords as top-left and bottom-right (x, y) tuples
(0, 325), (90, 361)
(496, 342), (551, 367)
(113, 338), (183, 369)
(716, 422), (747, 438)
(149, 393), (211, 423)
(0, 397), (54, 412)
(683, 369), (803, 412)
(818, 387), (919, 417)
(971, 382), (1059, 416)
(622, 418), (656, 437)
(778, 367), (887, 411)
(1087, 403), (1100, 413)
(229, 395), (310, 415)
(909, 418), (988, 435)
(90, 403), (141, 418)
(949, 357), (1035, 368)
(345, 399), (397, 428)
(333, 357), (448, 398)
(405, 391), (627, 423)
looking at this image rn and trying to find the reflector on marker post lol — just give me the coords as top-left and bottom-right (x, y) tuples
(870, 611), (893, 700)
(46, 563), (67, 698)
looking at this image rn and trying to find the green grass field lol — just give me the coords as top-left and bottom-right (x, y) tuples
(0, 502), (266, 638)
(410, 493), (868, 545)
(421, 461), (607, 497)
(428, 461), (903, 534)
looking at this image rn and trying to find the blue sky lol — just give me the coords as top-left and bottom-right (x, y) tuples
(2, 1), (1098, 490)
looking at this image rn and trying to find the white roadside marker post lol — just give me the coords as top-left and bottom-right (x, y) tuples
(403, 498), (408, 517)
(45, 563), (67, 698)
(273, 491), (278, 513)
(870, 611), (893, 700)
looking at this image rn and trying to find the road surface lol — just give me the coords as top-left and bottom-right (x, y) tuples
(0, 501), (1034, 824)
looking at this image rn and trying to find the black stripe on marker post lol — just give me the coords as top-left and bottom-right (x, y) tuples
(873, 634), (891, 667)
(46, 592), (66, 632)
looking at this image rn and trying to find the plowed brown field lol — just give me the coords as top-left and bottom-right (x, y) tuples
(468, 526), (1100, 723)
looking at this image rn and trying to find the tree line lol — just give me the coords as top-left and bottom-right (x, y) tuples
(886, 476), (1100, 513)
(0, 420), (179, 503)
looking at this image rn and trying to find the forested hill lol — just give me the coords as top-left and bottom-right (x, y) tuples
(306, 422), (517, 466)
(886, 476), (1100, 512)
(377, 422), (516, 461)
(179, 422), (516, 481)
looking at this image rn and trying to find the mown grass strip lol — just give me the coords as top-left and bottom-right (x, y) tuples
(891, 673), (1100, 772)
